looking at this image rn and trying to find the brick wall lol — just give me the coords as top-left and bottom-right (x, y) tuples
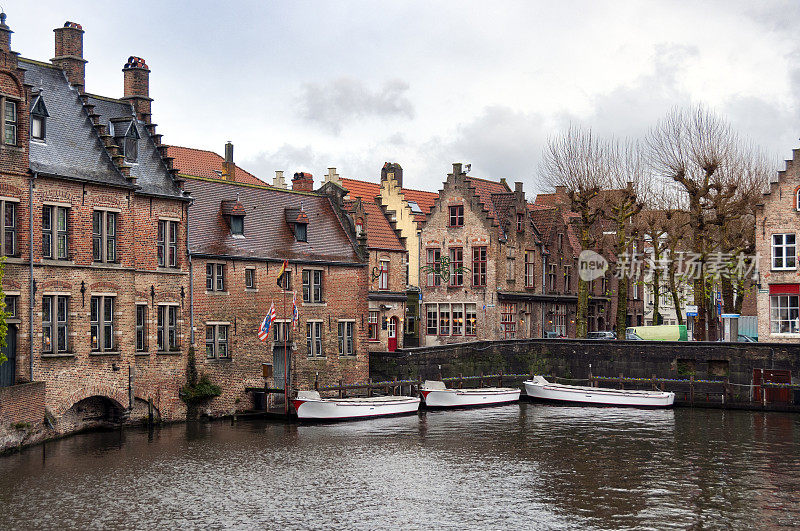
(191, 257), (369, 414)
(366, 248), (407, 352)
(0, 382), (45, 425)
(756, 148), (800, 343)
(371, 339), (800, 389)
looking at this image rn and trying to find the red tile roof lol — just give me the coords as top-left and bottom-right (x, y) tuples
(362, 200), (405, 251)
(166, 145), (268, 186)
(340, 177), (437, 223)
(465, 176), (511, 223)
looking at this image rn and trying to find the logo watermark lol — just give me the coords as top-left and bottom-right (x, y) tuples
(579, 250), (609, 281)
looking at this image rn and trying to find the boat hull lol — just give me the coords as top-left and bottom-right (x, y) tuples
(294, 396), (421, 421)
(523, 379), (675, 408)
(421, 388), (521, 408)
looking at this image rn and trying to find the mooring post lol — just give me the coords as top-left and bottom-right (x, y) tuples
(479, 372), (484, 388)
(314, 373), (319, 391)
(588, 364), (593, 387)
(368, 379), (373, 397)
(619, 372), (624, 390)
(147, 397), (153, 427)
(690, 375), (695, 404)
(499, 370), (503, 387)
(652, 374), (657, 391)
(459, 373), (463, 389)
(723, 377), (730, 406)
(338, 379), (343, 399)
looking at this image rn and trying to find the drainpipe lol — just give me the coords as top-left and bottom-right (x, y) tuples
(541, 251), (547, 337)
(29, 172), (37, 381)
(187, 200), (194, 345)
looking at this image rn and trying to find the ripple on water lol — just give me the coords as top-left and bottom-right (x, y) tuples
(0, 404), (799, 529)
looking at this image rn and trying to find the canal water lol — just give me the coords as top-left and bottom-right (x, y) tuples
(1, 404), (799, 529)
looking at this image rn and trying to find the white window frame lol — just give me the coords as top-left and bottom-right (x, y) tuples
(770, 294), (800, 334)
(337, 320), (355, 356)
(90, 295), (115, 352)
(306, 320), (323, 358)
(158, 304), (180, 352)
(772, 233), (796, 270)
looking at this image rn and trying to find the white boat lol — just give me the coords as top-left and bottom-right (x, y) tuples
(419, 380), (521, 408)
(523, 376), (675, 408)
(293, 390), (421, 421)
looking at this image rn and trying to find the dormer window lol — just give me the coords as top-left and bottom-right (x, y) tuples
(113, 120), (140, 163)
(230, 215), (244, 236)
(285, 207), (309, 242)
(295, 223), (307, 242)
(30, 95), (49, 141)
(355, 217), (364, 237)
(408, 201), (423, 215)
(517, 213), (524, 232)
(221, 199), (247, 237)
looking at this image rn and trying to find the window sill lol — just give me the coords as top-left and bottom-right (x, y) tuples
(307, 355), (327, 360)
(157, 350), (182, 356)
(135, 351), (150, 356)
(156, 266), (182, 273)
(41, 352), (75, 359)
(41, 259), (75, 266)
(205, 357), (232, 362)
(770, 268), (797, 272)
(338, 355), (357, 359)
(89, 350), (121, 357)
(3, 256), (25, 265)
(302, 302), (327, 307)
(91, 262), (123, 269)
(770, 332), (800, 338)
(205, 291), (229, 295)
(245, 288), (259, 293)
(367, 339), (380, 343)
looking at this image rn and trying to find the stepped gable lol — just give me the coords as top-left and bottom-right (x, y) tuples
(87, 93), (182, 198)
(344, 197), (404, 252)
(464, 176), (511, 225)
(167, 145), (267, 186)
(185, 178), (361, 263)
(21, 59), (132, 187)
(340, 177), (437, 223)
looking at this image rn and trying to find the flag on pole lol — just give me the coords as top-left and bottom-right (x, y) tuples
(276, 259), (289, 288)
(292, 291), (299, 330)
(258, 302), (277, 341)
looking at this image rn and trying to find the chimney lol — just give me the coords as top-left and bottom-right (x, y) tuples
(52, 21), (87, 92)
(514, 181), (524, 200)
(381, 162), (403, 188)
(324, 167), (341, 186)
(122, 56), (152, 123)
(273, 170), (287, 189)
(452, 163), (463, 177)
(292, 172), (314, 192)
(222, 141), (235, 181)
(555, 185), (566, 195)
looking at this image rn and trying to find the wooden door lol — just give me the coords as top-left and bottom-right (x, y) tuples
(753, 369), (791, 404)
(0, 325), (15, 387)
(388, 317), (398, 352)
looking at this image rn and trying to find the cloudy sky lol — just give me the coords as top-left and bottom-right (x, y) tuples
(8, 1), (800, 194)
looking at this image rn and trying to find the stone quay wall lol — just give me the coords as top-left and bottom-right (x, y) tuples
(370, 339), (800, 389)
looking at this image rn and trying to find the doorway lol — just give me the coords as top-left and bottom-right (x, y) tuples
(0, 325), (16, 387)
(388, 316), (398, 352)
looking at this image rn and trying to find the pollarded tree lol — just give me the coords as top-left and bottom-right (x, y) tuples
(646, 107), (755, 340)
(542, 126), (612, 338)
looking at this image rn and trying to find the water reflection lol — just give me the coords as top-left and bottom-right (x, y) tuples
(0, 404), (798, 529)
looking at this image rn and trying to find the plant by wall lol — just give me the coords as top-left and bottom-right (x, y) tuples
(180, 345), (221, 404)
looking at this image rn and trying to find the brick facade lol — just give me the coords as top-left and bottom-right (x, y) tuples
(756, 148), (800, 343)
(420, 164), (546, 345)
(0, 18), (190, 430)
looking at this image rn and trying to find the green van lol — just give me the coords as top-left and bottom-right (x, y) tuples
(626, 325), (688, 341)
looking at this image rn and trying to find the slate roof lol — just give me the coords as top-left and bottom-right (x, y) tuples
(185, 177), (361, 264)
(340, 177), (437, 223)
(21, 59), (132, 188)
(527, 203), (581, 256)
(87, 94), (183, 198)
(167, 145), (267, 186)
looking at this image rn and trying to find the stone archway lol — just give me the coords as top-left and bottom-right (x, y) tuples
(57, 395), (126, 433)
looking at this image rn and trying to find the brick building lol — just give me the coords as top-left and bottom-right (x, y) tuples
(756, 148), (800, 343)
(317, 168), (408, 352)
(321, 163), (437, 347)
(183, 169), (369, 413)
(534, 186), (644, 335)
(420, 163), (546, 345)
(0, 18), (191, 429)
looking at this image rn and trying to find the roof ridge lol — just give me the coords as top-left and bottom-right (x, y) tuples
(340, 176), (438, 195)
(84, 92), (127, 104)
(182, 174), (316, 195)
(167, 145), (222, 156)
(19, 57), (60, 69)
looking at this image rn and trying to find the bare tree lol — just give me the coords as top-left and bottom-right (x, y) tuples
(646, 107), (754, 340)
(601, 140), (647, 335)
(542, 126), (612, 337)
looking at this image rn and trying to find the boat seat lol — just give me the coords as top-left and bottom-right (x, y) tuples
(422, 380), (447, 390)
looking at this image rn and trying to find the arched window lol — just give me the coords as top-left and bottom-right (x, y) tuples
(795, 187), (800, 211)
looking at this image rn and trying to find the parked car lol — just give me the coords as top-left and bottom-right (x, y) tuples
(544, 331), (566, 339)
(737, 334), (757, 343)
(587, 331), (616, 340)
(625, 325), (688, 341)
